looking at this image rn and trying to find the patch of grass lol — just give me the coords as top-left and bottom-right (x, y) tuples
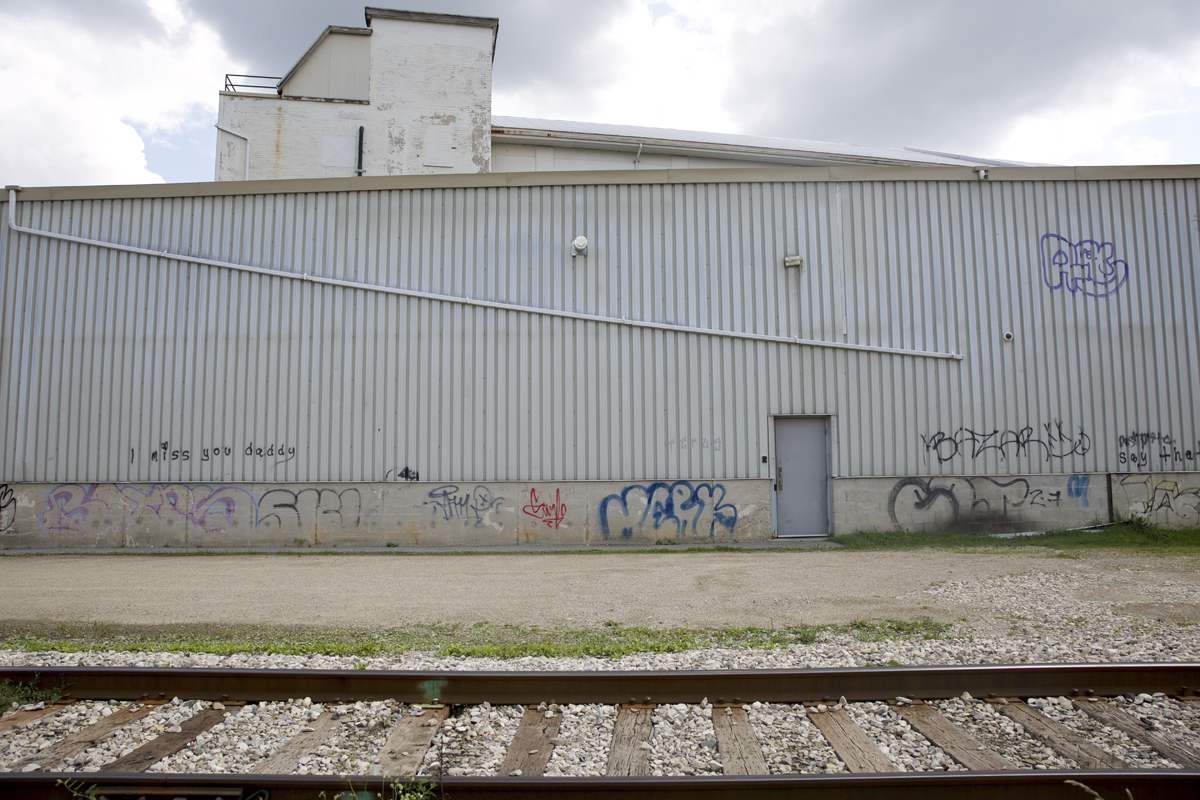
(834, 619), (950, 641)
(1, 674), (64, 711)
(0, 617), (944, 660)
(830, 523), (1200, 554)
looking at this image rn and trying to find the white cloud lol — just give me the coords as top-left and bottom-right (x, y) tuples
(981, 42), (1200, 165)
(0, 0), (241, 186)
(494, 0), (747, 132)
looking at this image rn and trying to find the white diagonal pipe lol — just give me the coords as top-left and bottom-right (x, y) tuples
(5, 189), (961, 360)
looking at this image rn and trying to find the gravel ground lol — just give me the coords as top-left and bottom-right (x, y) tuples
(1026, 695), (1180, 768)
(648, 702), (720, 776)
(745, 703), (843, 774)
(154, 700), (317, 773)
(543, 704), (615, 777)
(0, 701), (136, 770)
(843, 701), (962, 772)
(930, 697), (1074, 769)
(3, 551), (1197, 630)
(53, 698), (209, 772)
(428, 703), (524, 776)
(4, 564), (1200, 775)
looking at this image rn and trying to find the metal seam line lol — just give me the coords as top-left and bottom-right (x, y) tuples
(5, 189), (962, 360)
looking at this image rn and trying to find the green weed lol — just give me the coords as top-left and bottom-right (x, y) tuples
(831, 523), (1200, 555)
(1, 674), (63, 711)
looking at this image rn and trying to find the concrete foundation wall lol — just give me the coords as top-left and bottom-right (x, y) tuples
(1111, 472), (1200, 529)
(832, 474), (1108, 534)
(0, 480), (771, 549)
(2, 472), (1194, 548)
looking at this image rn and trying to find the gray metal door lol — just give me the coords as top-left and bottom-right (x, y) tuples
(774, 418), (830, 537)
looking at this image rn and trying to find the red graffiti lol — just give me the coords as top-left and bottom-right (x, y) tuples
(522, 488), (567, 529)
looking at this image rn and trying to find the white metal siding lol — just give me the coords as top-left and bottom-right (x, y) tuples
(2, 178), (1197, 484)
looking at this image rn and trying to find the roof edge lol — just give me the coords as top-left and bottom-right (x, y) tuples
(278, 25), (373, 95)
(364, 8), (499, 28)
(365, 7), (499, 59)
(491, 127), (968, 169)
(7, 165), (1200, 203)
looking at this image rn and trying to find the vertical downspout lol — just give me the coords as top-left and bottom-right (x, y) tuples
(356, 126), (365, 177)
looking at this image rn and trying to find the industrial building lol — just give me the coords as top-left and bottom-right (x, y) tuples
(0, 8), (1197, 548)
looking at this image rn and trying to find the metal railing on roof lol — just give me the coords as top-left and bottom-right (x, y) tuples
(224, 74), (282, 94)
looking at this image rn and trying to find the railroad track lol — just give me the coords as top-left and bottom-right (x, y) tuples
(1, 663), (1199, 798)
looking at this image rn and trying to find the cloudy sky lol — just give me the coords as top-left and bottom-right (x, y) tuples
(2, 0), (1200, 186)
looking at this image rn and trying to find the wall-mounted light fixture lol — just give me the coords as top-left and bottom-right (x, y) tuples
(571, 235), (588, 257)
(783, 255), (803, 268)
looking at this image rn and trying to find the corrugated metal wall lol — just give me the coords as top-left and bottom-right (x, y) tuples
(2, 177), (1197, 483)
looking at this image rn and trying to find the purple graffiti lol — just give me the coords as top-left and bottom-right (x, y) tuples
(1040, 234), (1128, 298)
(38, 483), (257, 538)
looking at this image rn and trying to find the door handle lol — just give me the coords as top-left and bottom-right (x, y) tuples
(776, 466), (783, 491)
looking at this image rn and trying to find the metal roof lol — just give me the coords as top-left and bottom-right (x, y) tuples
(490, 116), (1020, 168)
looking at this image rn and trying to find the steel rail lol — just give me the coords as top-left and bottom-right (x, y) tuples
(3, 770), (1200, 799)
(3, 663), (1198, 705)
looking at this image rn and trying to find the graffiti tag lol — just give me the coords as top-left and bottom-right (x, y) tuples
(921, 421), (1090, 464)
(425, 485), (505, 528)
(598, 481), (737, 539)
(1040, 234), (1128, 297)
(258, 488), (362, 531)
(522, 488), (567, 529)
(0, 484), (15, 533)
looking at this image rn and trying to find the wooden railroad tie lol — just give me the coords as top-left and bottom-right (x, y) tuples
(498, 706), (562, 777)
(376, 706), (449, 777)
(994, 699), (1129, 769)
(606, 705), (655, 777)
(888, 699), (1015, 770)
(805, 704), (897, 773)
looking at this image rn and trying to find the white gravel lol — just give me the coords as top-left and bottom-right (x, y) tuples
(843, 701), (963, 772)
(648, 702), (720, 777)
(543, 704), (615, 777)
(930, 697), (1074, 769)
(745, 703), (844, 774)
(427, 703), (524, 776)
(1027, 696), (1181, 769)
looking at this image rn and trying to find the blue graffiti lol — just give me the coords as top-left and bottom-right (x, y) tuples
(1040, 234), (1128, 298)
(598, 481), (738, 539)
(1067, 474), (1090, 507)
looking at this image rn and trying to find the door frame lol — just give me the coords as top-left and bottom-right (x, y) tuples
(770, 414), (834, 538)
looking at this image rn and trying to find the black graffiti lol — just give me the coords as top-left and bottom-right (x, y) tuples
(245, 442), (298, 465)
(424, 485), (504, 527)
(0, 483), (15, 532)
(886, 476), (1081, 527)
(130, 440), (298, 467)
(131, 442), (191, 464)
(258, 488), (362, 530)
(1117, 431), (1175, 449)
(383, 467), (420, 481)
(1119, 474), (1200, 523)
(201, 446), (235, 461)
(1116, 432), (1198, 469)
(921, 421), (1090, 464)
